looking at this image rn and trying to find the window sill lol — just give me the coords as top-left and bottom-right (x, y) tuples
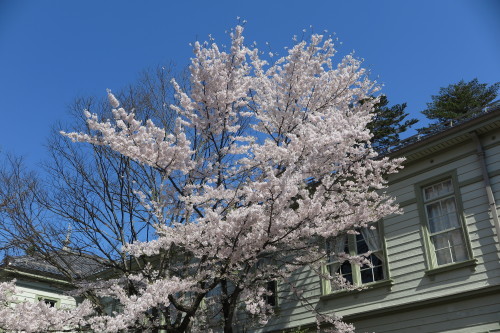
(321, 279), (393, 300)
(425, 258), (477, 276)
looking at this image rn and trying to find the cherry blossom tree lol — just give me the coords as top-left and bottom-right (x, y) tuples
(0, 26), (401, 332)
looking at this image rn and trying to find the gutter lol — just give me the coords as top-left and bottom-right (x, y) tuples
(0, 267), (73, 286)
(471, 131), (500, 244)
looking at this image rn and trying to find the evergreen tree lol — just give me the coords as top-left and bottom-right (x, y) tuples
(422, 78), (500, 123)
(367, 95), (418, 152)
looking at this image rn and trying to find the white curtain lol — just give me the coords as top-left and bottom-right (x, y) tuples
(360, 227), (384, 261)
(327, 234), (347, 273)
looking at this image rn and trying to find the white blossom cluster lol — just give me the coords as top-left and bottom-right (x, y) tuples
(1, 25), (402, 332)
(0, 281), (93, 333)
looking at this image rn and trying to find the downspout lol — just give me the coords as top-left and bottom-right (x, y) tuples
(471, 131), (500, 243)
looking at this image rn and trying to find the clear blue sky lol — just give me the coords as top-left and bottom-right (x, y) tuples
(1, 0), (499, 166)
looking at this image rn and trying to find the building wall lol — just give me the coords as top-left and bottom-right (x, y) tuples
(249, 129), (500, 332)
(351, 289), (500, 333)
(12, 279), (76, 309)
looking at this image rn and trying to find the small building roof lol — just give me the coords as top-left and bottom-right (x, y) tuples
(1, 251), (107, 280)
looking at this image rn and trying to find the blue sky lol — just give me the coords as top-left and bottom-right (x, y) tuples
(1, 0), (499, 166)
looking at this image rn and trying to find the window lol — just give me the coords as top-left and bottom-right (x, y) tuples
(37, 296), (59, 308)
(419, 177), (471, 268)
(324, 224), (387, 293)
(263, 280), (278, 307)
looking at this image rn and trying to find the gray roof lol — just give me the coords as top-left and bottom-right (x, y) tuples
(2, 252), (107, 279)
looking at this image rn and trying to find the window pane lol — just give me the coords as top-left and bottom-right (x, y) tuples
(327, 235), (348, 264)
(450, 229), (468, 262)
(333, 261), (354, 284)
(360, 254), (384, 284)
(360, 267), (374, 283)
(450, 228), (464, 246)
(327, 263), (336, 276)
(331, 261), (354, 283)
(264, 281), (277, 307)
(373, 265), (384, 281)
(39, 298), (57, 308)
(426, 198), (458, 233)
(442, 198), (459, 229)
(424, 179), (453, 201)
(426, 202), (442, 233)
(441, 180), (453, 196)
(432, 229), (467, 265)
(453, 244), (468, 262)
(355, 233), (369, 254)
(343, 273), (353, 284)
(424, 186), (436, 201)
(339, 261), (352, 274)
(435, 247), (453, 265)
(433, 233), (449, 250)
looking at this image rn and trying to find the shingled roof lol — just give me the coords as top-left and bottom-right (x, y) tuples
(1, 251), (107, 280)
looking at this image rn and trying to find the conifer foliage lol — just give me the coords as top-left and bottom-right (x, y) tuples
(422, 78), (500, 123)
(367, 95), (417, 152)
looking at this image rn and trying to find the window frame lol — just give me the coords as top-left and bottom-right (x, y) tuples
(321, 221), (391, 295)
(415, 171), (474, 271)
(36, 295), (61, 309)
(263, 280), (279, 308)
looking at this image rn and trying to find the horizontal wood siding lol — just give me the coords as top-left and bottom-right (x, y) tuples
(351, 291), (500, 333)
(252, 131), (500, 332)
(14, 280), (76, 308)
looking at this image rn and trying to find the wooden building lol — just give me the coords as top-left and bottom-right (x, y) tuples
(253, 103), (500, 333)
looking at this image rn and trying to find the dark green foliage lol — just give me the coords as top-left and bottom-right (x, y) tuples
(367, 95), (418, 152)
(422, 78), (500, 123)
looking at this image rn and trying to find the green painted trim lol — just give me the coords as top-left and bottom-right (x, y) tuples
(343, 284), (500, 322)
(424, 258), (477, 276)
(320, 222), (391, 295)
(414, 171), (475, 270)
(320, 262), (330, 295)
(415, 179), (434, 269)
(319, 279), (393, 301)
(348, 234), (360, 286)
(272, 279), (280, 308)
(379, 220), (391, 281)
(452, 172), (476, 261)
